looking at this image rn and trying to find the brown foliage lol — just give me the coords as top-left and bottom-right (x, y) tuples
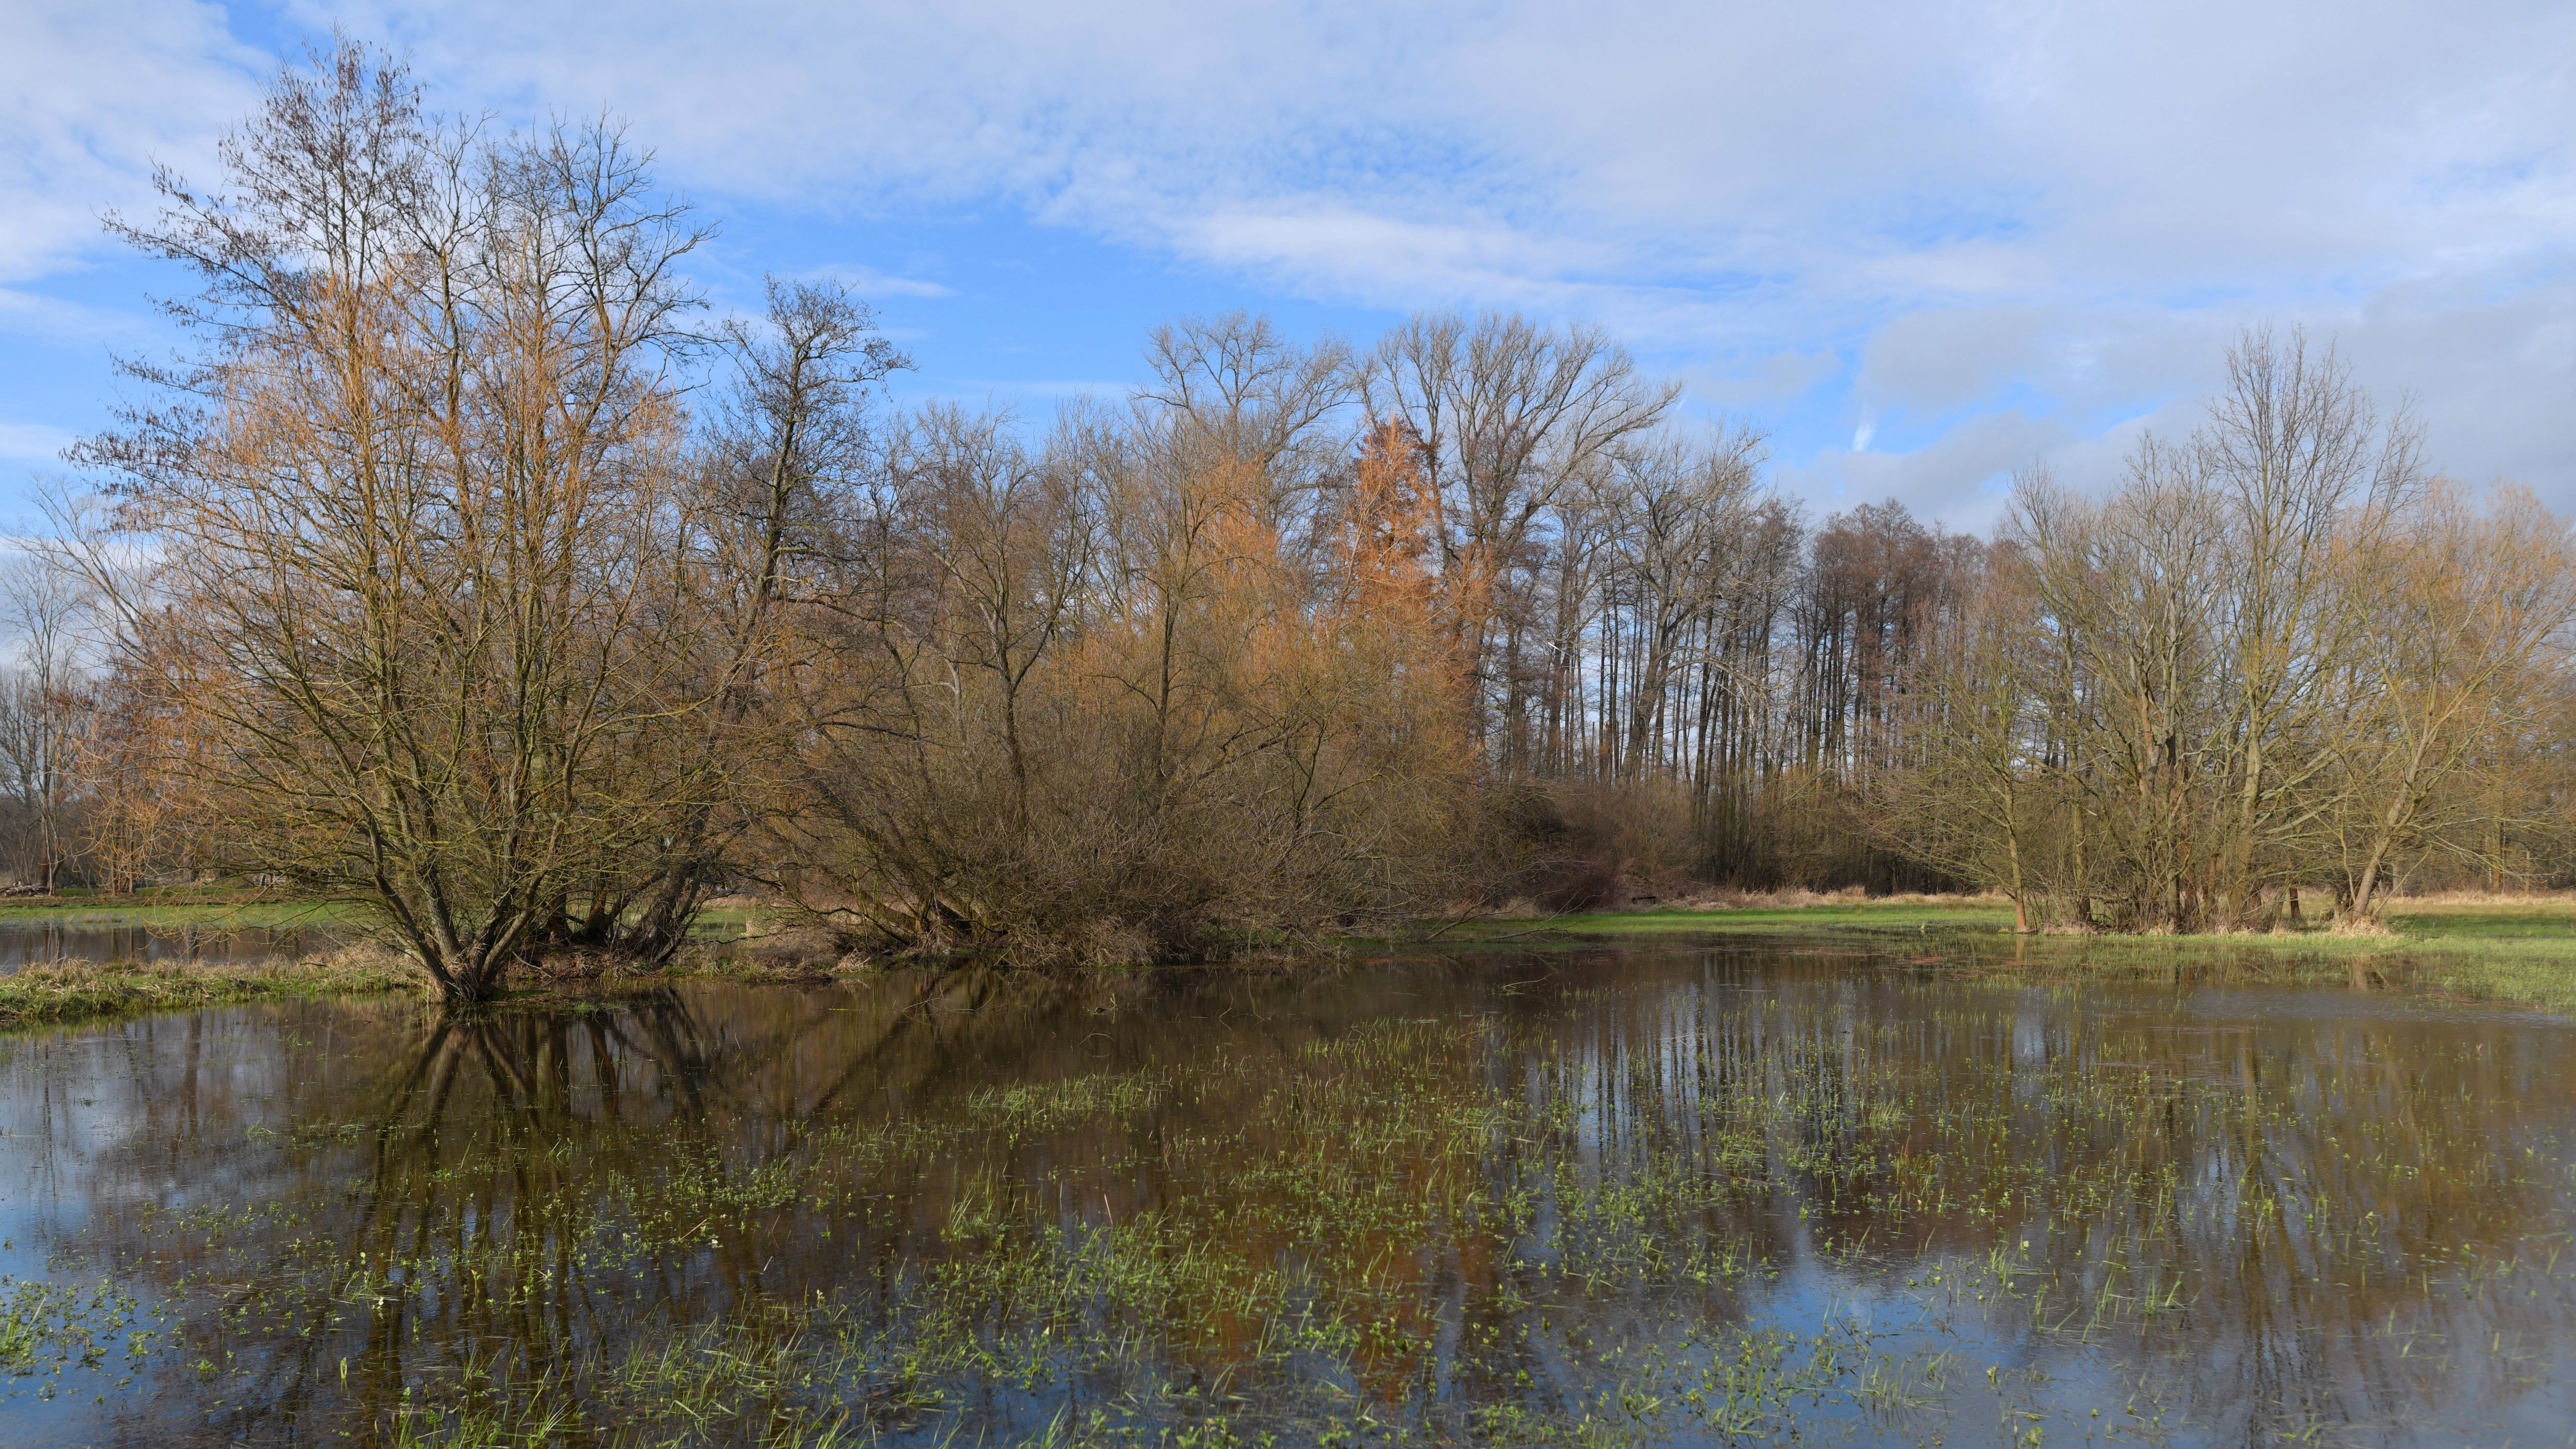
(66, 42), (789, 1001)
(42, 49), (2576, 995)
(763, 405), (1476, 966)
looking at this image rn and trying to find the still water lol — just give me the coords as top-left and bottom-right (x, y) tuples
(0, 946), (2570, 1447)
(0, 921), (329, 974)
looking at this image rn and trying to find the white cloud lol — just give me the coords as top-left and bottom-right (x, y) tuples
(6, 0), (2570, 524)
(802, 264), (954, 300)
(1176, 205), (1616, 308)
(0, 423), (78, 463)
(0, 285), (145, 344)
(1782, 410), (2082, 535)
(0, 0), (259, 282)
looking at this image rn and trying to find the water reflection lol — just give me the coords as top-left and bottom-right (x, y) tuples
(0, 920), (330, 973)
(0, 949), (2570, 1446)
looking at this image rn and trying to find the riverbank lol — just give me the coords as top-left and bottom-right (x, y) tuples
(0, 888), (365, 929)
(10, 889), (2574, 1031)
(1459, 889), (2576, 1012)
(0, 951), (425, 1027)
(0, 899), (849, 1030)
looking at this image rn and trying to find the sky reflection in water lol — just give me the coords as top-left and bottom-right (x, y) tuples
(0, 946), (2570, 1446)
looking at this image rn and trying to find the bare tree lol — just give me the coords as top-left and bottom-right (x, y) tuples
(1874, 542), (2045, 930)
(2324, 482), (2576, 916)
(2014, 444), (2231, 931)
(74, 41), (724, 1003)
(550, 277), (909, 962)
(2199, 328), (2425, 926)
(0, 553), (89, 890)
(1599, 430), (1764, 778)
(1357, 312), (1677, 764)
(55, 50), (2576, 958)
(1140, 312), (1353, 528)
(1989, 328), (2550, 932)
(763, 389), (1473, 965)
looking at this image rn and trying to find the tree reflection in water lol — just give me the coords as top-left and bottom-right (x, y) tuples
(1, 949), (2570, 1446)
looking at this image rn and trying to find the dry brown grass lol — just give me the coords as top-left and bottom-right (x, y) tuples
(2384, 888), (2576, 910)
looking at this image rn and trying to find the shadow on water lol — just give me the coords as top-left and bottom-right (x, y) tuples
(0, 946), (2571, 1446)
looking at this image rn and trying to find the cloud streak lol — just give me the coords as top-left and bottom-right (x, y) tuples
(0, 422), (78, 463)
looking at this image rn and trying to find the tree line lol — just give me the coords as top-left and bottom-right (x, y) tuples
(9, 43), (2571, 999)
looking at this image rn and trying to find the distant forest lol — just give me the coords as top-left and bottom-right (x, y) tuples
(5, 42), (2570, 1000)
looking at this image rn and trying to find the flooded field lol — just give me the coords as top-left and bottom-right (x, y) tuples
(1, 944), (2570, 1447)
(0, 920), (331, 975)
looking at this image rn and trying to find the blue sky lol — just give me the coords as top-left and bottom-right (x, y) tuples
(4, 0), (2572, 535)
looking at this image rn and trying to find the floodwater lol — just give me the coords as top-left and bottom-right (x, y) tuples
(0, 920), (329, 974)
(1, 945), (2571, 1447)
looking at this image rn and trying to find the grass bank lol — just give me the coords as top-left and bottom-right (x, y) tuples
(14, 888), (2576, 1032)
(0, 901), (842, 1032)
(0, 952), (425, 1029)
(0, 887), (365, 930)
(1453, 890), (2576, 1012)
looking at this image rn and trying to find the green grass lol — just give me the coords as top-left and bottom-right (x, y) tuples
(1447, 892), (2576, 1013)
(0, 888), (831, 1033)
(16, 888), (2576, 1033)
(0, 887), (789, 940)
(2384, 896), (2576, 939)
(1486, 899), (2016, 938)
(0, 954), (425, 1030)
(0, 887), (365, 929)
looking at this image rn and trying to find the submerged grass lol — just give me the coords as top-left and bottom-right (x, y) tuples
(29, 968), (2571, 1446)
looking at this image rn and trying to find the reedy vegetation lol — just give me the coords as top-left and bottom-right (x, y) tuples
(12, 43), (2574, 999)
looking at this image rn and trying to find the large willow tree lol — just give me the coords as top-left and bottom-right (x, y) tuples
(72, 44), (786, 1002)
